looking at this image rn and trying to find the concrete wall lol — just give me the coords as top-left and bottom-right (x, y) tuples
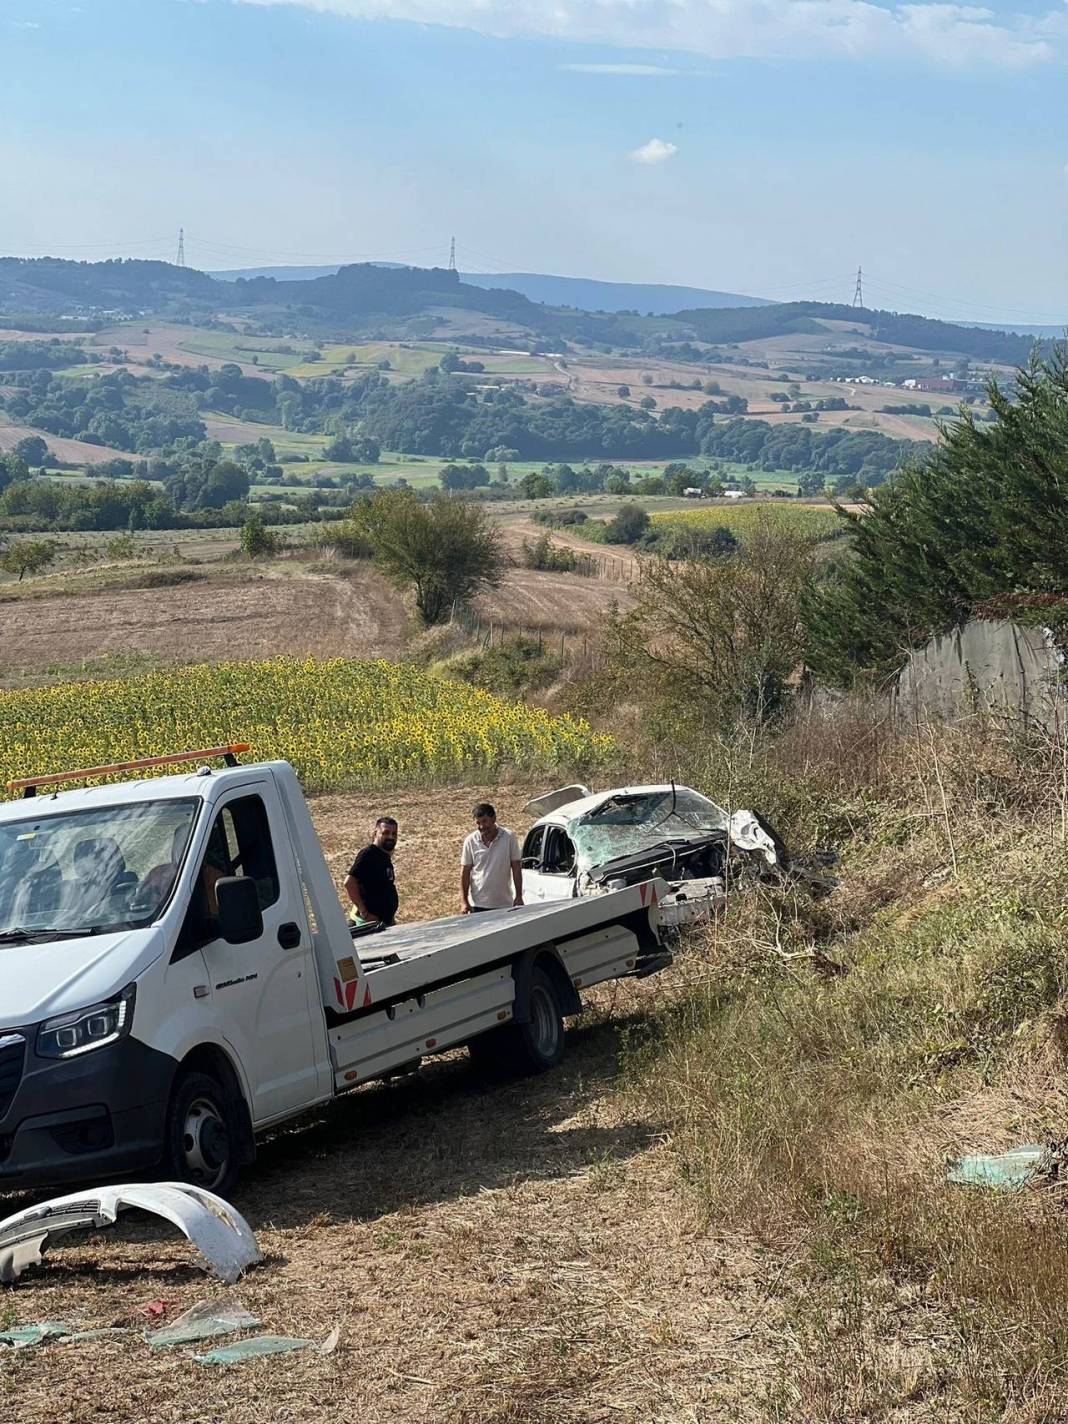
(893, 620), (1065, 727)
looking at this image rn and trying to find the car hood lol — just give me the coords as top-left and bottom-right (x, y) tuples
(0, 927), (164, 1024)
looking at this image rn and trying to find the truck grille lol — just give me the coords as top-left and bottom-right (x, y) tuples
(0, 1035), (25, 1119)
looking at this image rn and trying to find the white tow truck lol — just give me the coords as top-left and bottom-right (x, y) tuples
(0, 747), (670, 1194)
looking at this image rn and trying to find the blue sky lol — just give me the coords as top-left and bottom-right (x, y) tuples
(0, 0), (1065, 321)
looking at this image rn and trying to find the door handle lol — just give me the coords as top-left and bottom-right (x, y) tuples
(277, 922), (302, 950)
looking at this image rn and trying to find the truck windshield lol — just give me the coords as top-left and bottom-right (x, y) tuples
(569, 789), (728, 874)
(0, 798), (199, 939)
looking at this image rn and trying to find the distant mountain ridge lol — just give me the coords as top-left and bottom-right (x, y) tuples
(0, 257), (1049, 364)
(210, 264), (768, 314)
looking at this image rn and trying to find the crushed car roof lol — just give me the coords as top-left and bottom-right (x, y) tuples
(526, 784), (725, 823)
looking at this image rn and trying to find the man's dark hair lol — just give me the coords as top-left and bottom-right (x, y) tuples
(473, 803), (496, 820)
(375, 816), (398, 829)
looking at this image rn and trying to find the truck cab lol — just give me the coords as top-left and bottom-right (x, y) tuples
(0, 757), (335, 1193)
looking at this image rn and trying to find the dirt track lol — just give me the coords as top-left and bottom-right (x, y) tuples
(2, 784), (783, 1424)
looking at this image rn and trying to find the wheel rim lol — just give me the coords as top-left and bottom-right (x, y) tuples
(530, 985), (560, 1057)
(181, 1095), (229, 1188)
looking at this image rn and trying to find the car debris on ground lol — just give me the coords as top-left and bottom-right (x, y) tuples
(145, 1293), (261, 1348)
(0, 1182), (261, 1285)
(947, 1144), (1047, 1190)
(521, 783), (837, 927)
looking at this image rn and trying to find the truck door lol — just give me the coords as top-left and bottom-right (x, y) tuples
(182, 787), (320, 1123)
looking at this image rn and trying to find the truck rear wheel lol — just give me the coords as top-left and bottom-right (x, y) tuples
(470, 966), (565, 1076)
(163, 1070), (239, 1197)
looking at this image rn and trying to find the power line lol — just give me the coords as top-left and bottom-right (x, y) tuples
(851, 266), (864, 308)
(175, 227), (185, 268)
(448, 236), (456, 272)
(861, 274), (1067, 326)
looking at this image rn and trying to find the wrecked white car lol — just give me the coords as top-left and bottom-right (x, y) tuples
(521, 784), (814, 927)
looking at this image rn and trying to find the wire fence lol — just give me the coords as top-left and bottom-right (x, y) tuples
(449, 601), (603, 663)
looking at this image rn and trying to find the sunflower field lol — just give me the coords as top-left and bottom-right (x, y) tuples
(650, 502), (842, 541)
(0, 658), (614, 795)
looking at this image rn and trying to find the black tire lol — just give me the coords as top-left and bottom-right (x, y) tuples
(470, 966), (566, 1077)
(163, 1069), (240, 1197)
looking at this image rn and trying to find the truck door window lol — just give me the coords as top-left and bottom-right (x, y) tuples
(177, 795), (280, 956)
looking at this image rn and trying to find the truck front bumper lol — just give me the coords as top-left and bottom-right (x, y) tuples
(0, 1032), (176, 1191)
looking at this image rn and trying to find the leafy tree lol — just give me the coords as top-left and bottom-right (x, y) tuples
(323, 432), (380, 463)
(804, 349), (1068, 686)
(520, 471), (554, 499)
(600, 513), (817, 727)
(0, 538), (58, 581)
(14, 435), (48, 466)
(617, 385), (631, 398)
(352, 490), (503, 624)
(0, 453), (29, 496)
(198, 461), (251, 510)
(605, 503), (649, 545)
(439, 462), (489, 492)
(639, 395), (657, 411)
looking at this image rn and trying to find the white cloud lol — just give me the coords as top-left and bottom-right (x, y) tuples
(11, 19), (42, 27)
(560, 62), (679, 75)
(630, 137), (678, 164)
(227, 0), (1059, 69)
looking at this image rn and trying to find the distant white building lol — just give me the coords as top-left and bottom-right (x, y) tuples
(682, 487), (704, 498)
(723, 489), (747, 500)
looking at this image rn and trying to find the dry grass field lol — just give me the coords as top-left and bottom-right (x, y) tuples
(0, 550), (634, 687)
(0, 566), (411, 683)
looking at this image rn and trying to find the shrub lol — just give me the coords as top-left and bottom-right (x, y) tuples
(240, 514), (282, 559)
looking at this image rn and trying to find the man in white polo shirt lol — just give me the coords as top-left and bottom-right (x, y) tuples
(459, 802), (523, 913)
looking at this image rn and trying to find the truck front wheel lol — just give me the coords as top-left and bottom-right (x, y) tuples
(470, 966), (566, 1076)
(163, 1070), (239, 1196)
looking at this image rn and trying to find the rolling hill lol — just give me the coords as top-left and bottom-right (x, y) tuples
(210, 264), (768, 314)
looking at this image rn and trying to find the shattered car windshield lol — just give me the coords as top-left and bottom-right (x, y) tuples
(0, 799), (199, 940)
(569, 789), (728, 873)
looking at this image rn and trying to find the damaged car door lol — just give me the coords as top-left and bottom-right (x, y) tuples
(521, 825), (578, 903)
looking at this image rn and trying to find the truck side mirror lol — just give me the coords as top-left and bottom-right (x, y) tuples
(215, 876), (263, 945)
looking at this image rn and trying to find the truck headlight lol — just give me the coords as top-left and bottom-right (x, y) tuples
(37, 984), (136, 1059)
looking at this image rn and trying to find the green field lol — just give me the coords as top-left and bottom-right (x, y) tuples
(174, 329), (556, 382)
(177, 332), (305, 370)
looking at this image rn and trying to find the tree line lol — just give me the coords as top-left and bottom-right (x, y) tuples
(2, 357), (923, 498)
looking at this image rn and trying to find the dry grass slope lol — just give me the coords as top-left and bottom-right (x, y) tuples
(632, 703), (1068, 1419)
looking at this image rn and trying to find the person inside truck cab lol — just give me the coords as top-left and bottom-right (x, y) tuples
(345, 816), (399, 926)
(138, 822), (198, 913)
(64, 837), (137, 919)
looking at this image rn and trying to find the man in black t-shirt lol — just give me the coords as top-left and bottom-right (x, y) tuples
(344, 817), (399, 926)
